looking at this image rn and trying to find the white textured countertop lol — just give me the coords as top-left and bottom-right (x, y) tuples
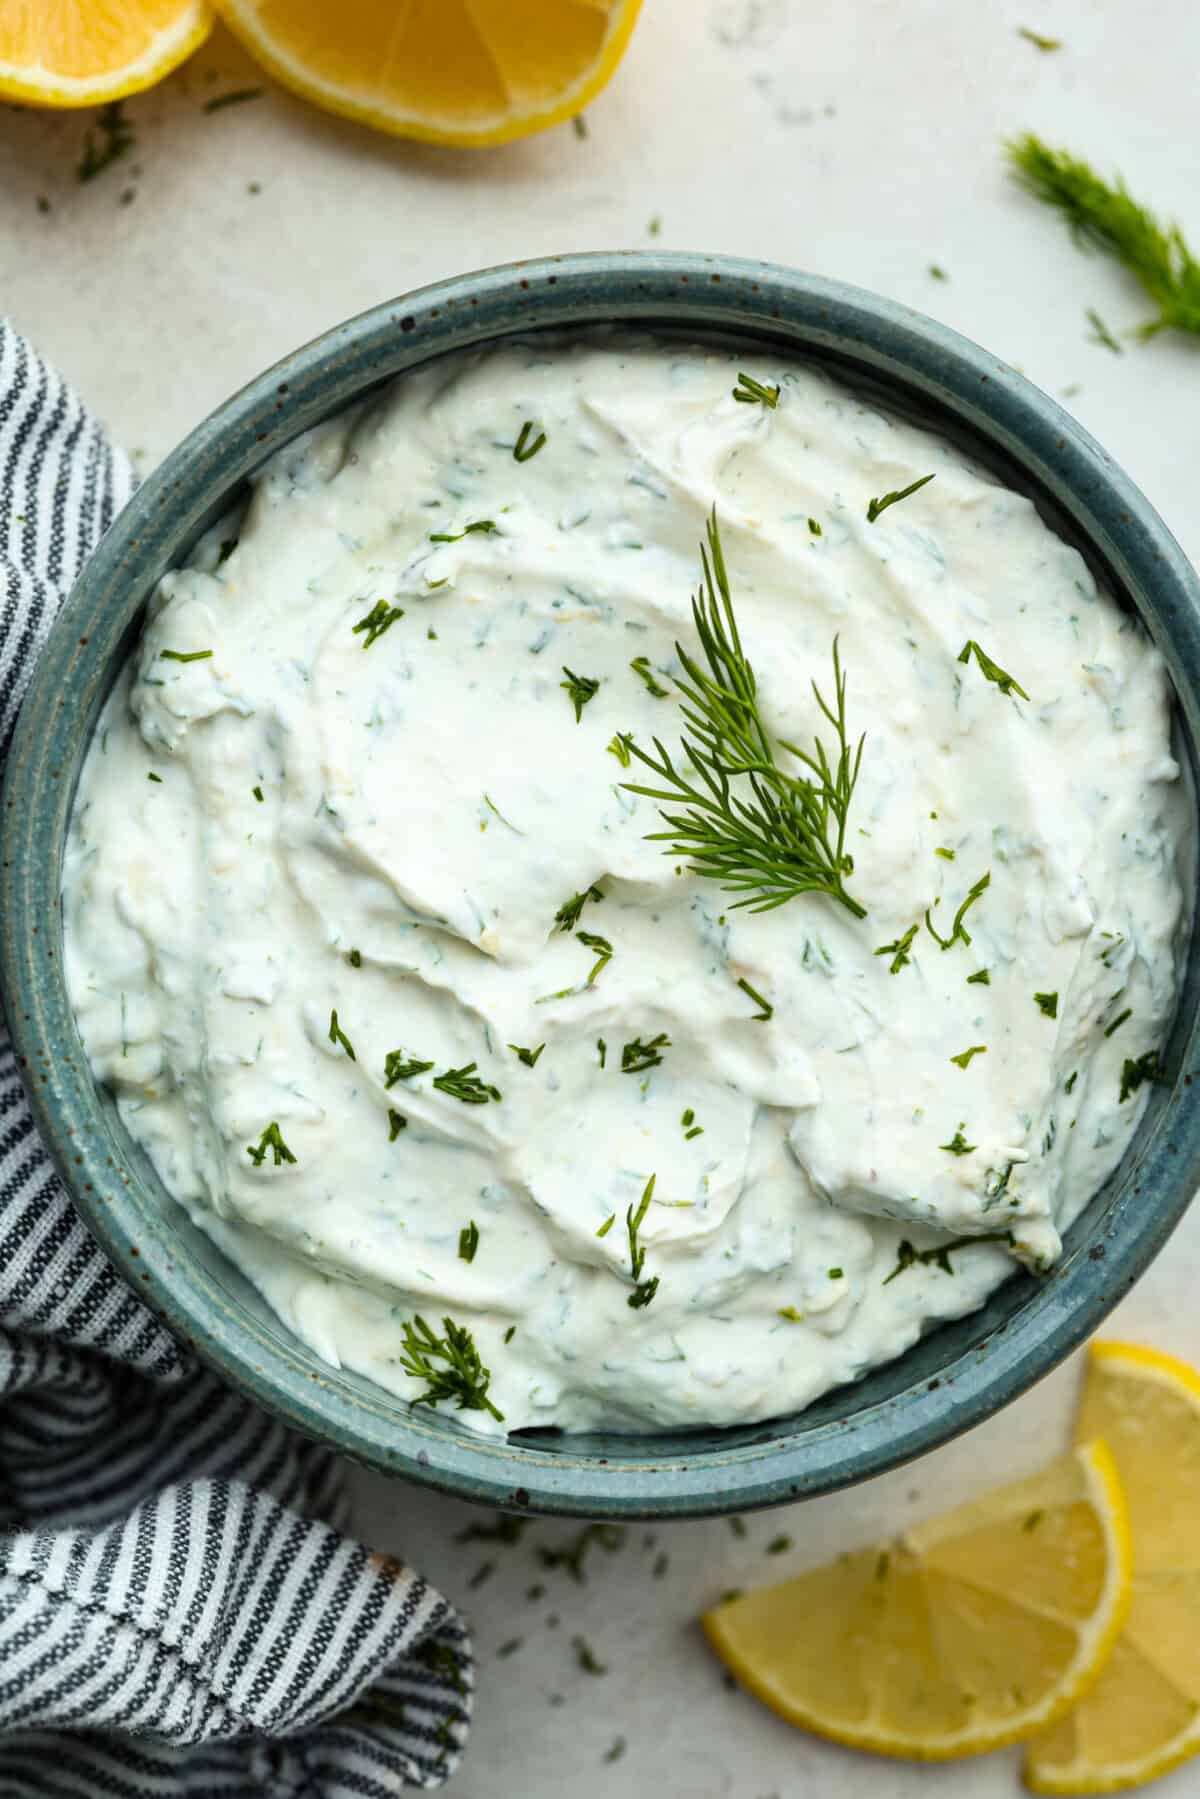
(4, 1), (1199, 1792)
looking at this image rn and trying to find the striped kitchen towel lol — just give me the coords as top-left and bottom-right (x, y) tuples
(0, 320), (472, 1797)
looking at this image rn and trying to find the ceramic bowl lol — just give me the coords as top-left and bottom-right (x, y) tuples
(4, 253), (1200, 1518)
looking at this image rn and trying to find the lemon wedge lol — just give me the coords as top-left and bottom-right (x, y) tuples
(211, 0), (643, 146)
(1026, 1342), (1200, 1792)
(703, 1440), (1131, 1760)
(0, 0), (211, 107)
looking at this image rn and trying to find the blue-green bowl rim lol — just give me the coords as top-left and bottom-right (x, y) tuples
(4, 252), (1200, 1519)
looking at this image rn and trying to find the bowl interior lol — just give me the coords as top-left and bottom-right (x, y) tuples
(6, 254), (1200, 1517)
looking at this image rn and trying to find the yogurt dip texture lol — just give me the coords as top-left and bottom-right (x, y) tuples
(64, 336), (1188, 1435)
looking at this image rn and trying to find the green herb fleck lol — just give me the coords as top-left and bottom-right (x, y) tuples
(940, 1126), (976, 1156)
(1007, 134), (1200, 342)
(607, 731), (634, 767)
(536, 1522), (626, 1583)
(508, 1042), (545, 1068)
(967, 968), (991, 985)
(626, 1173), (655, 1280)
(504, 1324), (516, 1343)
(572, 1636), (608, 1675)
(876, 923), (919, 974)
(732, 372), (780, 408)
(430, 519), (497, 543)
(630, 655), (670, 697)
(577, 929), (613, 982)
(328, 1008), (356, 1060)
(736, 976), (773, 1021)
(1018, 26), (1061, 49)
(1034, 991), (1059, 1018)
(497, 1637), (523, 1657)
(950, 1045), (988, 1069)
(77, 101), (134, 183)
(808, 516), (823, 535)
(866, 473), (935, 523)
(346, 947), (362, 967)
(1065, 1069), (1079, 1094)
(353, 599), (404, 647)
(513, 420), (547, 462)
(1087, 307), (1125, 353)
(829, 1267), (844, 1279)
(935, 846), (956, 861)
(458, 1220), (480, 1263)
(628, 1277), (660, 1310)
(147, 772), (163, 783)
(253, 785), (264, 802)
(926, 870), (990, 951)
(958, 639), (1030, 700)
(597, 1037), (607, 1069)
(554, 884), (603, 932)
(766, 1535), (792, 1555)
(1105, 1008), (1132, 1038)
(1120, 1050), (1164, 1103)
(203, 86), (264, 112)
(560, 666), (600, 722)
(384, 1050), (434, 1087)
(433, 1063), (502, 1105)
(929, 263), (950, 281)
(1023, 1508), (1046, 1533)
(605, 1736), (627, 1763)
(160, 648), (213, 663)
(777, 1306), (804, 1322)
(596, 1213), (616, 1238)
(388, 1109), (407, 1141)
(399, 1314), (502, 1421)
(247, 1122), (296, 1167)
(621, 1033), (671, 1074)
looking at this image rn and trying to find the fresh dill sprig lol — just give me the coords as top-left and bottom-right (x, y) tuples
(736, 976), (773, 1021)
(630, 655), (670, 697)
(554, 885), (603, 933)
(458, 1220), (480, 1263)
(160, 648), (213, 663)
(353, 600), (404, 647)
(508, 1042), (545, 1068)
(398, 1314), (503, 1420)
(926, 870), (990, 951)
(433, 1063), (502, 1104)
(622, 511), (867, 918)
(621, 1034), (671, 1074)
(247, 1122), (296, 1167)
(561, 667), (600, 722)
(1120, 1050), (1165, 1103)
(626, 1174), (655, 1279)
(577, 930), (612, 983)
(866, 473), (935, 523)
(875, 923), (919, 974)
(1007, 134), (1200, 340)
(430, 519), (497, 544)
(940, 1126), (976, 1155)
(77, 101), (134, 182)
(958, 639), (1030, 700)
(883, 1230), (1011, 1284)
(513, 421), (547, 462)
(328, 1008), (356, 1060)
(384, 1049), (434, 1087)
(607, 732), (634, 768)
(1034, 991), (1059, 1018)
(732, 372), (780, 408)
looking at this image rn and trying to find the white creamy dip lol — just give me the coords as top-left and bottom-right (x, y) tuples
(63, 336), (1188, 1436)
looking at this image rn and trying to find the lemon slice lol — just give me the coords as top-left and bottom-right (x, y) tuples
(0, 1), (211, 107)
(211, 0), (643, 147)
(703, 1440), (1130, 1760)
(1026, 1343), (1200, 1793)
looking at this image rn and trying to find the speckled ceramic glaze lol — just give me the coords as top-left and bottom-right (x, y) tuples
(4, 254), (1200, 1518)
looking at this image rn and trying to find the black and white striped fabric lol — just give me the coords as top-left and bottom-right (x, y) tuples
(0, 321), (472, 1797)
